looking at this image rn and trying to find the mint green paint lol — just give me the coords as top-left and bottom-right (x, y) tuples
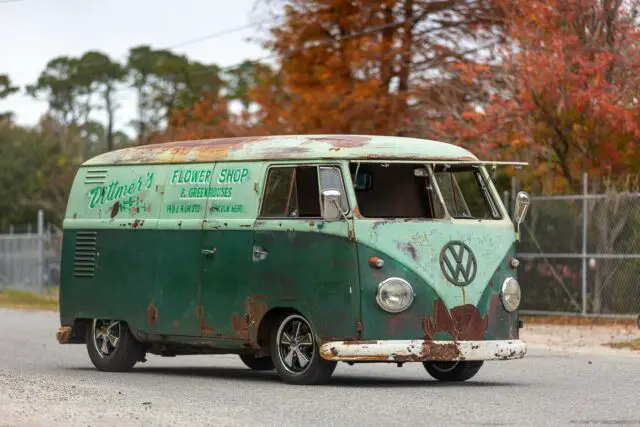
(88, 172), (155, 209)
(171, 168), (212, 185)
(217, 167), (250, 184)
(354, 219), (515, 309)
(82, 135), (479, 166)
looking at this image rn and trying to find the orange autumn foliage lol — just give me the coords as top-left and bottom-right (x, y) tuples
(435, 0), (640, 193)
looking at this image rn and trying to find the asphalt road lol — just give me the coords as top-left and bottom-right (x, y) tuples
(1, 308), (639, 427)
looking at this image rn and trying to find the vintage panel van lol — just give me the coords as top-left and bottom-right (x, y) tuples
(56, 135), (530, 385)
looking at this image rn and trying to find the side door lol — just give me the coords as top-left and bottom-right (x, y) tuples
(152, 164), (214, 336)
(251, 163), (361, 341)
(200, 162), (260, 341)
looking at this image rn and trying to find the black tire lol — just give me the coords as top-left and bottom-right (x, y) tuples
(239, 354), (275, 371)
(423, 361), (484, 382)
(269, 313), (337, 385)
(86, 319), (145, 372)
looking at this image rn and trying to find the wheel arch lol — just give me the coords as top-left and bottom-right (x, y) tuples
(255, 307), (307, 353)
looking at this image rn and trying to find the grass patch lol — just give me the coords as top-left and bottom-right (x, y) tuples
(0, 288), (59, 312)
(605, 338), (640, 351)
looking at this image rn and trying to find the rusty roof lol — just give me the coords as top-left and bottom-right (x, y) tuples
(82, 134), (479, 166)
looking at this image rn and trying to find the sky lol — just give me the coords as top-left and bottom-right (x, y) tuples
(0, 0), (271, 133)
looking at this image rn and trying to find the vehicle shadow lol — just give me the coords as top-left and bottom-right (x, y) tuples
(66, 366), (522, 388)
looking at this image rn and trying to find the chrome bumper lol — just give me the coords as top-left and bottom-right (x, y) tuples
(319, 339), (527, 362)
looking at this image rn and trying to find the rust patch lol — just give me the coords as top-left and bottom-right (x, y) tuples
(172, 320), (180, 330)
(230, 314), (249, 340)
(56, 326), (72, 344)
(132, 219), (142, 229)
(397, 241), (418, 261)
(309, 135), (371, 148)
(422, 317), (434, 340)
(343, 340), (377, 345)
(246, 296), (268, 325)
(110, 201), (120, 218)
(194, 305), (215, 336)
(146, 302), (158, 329)
(352, 207), (363, 218)
(356, 321), (363, 340)
(421, 341), (462, 360)
(330, 347), (339, 356)
(229, 296), (269, 343)
(430, 299), (488, 341)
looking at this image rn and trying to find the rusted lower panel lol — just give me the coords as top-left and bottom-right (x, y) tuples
(229, 295), (269, 345)
(194, 305), (215, 336)
(56, 326), (72, 344)
(146, 302), (158, 330)
(424, 299), (489, 341)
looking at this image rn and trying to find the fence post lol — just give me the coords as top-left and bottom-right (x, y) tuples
(37, 209), (44, 293)
(581, 173), (588, 315)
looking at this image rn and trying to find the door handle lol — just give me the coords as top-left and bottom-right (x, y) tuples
(201, 248), (217, 257)
(252, 246), (268, 262)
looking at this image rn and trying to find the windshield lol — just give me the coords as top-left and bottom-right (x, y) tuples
(349, 162), (502, 220)
(432, 165), (501, 220)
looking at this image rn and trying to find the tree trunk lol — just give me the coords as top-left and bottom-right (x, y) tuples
(105, 85), (115, 152)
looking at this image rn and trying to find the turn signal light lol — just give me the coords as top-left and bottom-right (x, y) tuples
(368, 256), (384, 269)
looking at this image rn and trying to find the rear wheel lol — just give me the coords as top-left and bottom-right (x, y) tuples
(86, 319), (145, 372)
(269, 313), (336, 385)
(239, 354), (274, 371)
(423, 360), (483, 382)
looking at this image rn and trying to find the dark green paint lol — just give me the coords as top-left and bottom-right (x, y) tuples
(60, 228), (517, 348)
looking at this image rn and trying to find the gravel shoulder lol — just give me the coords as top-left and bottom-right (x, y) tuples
(520, 322), (640, 357)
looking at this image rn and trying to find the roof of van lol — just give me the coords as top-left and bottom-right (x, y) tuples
(82, 134), (479, 166)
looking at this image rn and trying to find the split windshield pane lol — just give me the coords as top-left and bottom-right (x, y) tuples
(350, 162), (501, 220)
(432, 165), (501, 220)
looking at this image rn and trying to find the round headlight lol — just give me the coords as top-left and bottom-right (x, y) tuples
(501, 277), (521, 312)
(376, 278), (414, 313)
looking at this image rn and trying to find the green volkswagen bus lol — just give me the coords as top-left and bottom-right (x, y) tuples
(56, 134), (530, 385)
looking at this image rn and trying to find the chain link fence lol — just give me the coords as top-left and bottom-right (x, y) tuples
(0, 210), (62, 294)
(515, 176), (640, 319)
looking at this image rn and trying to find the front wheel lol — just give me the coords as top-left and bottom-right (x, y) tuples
(86, 319), (145, 372)
(239, 354), (274, 371)
(269, 313), (336, 385)
(423, 360), (484, 382)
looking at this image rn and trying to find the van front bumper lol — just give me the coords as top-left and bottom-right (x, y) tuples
(319, 339), (526, 362)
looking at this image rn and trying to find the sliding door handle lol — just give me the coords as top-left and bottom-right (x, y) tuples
(201, 248), (217, 257)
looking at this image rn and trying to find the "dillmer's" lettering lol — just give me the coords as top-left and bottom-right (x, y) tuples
(88, 172), (155, 209)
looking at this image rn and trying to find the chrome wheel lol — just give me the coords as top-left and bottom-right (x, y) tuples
(92, 319), (121, 358)
(276, 314), (315, 374)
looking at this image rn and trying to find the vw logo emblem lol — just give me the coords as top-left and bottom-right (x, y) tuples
(439, 241), (477, 287)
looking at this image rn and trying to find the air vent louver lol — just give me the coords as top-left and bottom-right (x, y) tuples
(84, 169), (108, 185)
(73, 231), (97, 278)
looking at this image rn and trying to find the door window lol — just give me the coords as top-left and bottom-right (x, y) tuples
(260, 165), (348, 218)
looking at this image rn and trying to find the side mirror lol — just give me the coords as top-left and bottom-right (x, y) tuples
(513, 191), (530, 224)
(321, 189), (343, 221)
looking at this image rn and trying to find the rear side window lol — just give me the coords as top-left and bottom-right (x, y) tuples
(260, 165), (348, 218)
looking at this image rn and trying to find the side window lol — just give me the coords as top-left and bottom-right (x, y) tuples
(260, 167), (297, 217)
(261, 165), (347, 218)
(319, 166), (349, 214)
